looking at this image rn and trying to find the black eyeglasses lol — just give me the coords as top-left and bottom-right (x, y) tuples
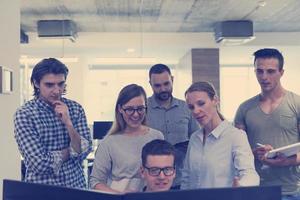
(143, 166), (175, 176)
(122, 106), (147, 116)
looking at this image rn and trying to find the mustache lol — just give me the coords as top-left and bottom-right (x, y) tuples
(159, 91), (170, 95)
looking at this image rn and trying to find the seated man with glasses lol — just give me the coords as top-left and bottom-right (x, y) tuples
(140, 139), (176, 192)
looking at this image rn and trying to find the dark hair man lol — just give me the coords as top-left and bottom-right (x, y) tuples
(234, 48), (300, 199)
(141, 139), (176, 192)
(14, 58), (92, 188)
(147, 63), (199, 188)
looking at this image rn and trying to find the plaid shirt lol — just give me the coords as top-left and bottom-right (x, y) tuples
(14, 97), (92, 189)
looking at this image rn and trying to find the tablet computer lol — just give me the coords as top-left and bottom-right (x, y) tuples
(266, 142), (300, 158)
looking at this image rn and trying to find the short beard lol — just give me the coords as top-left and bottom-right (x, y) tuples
(155, 91), (171, 101)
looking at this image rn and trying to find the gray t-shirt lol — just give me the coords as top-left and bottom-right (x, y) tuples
(234, 91), (300, 195)
(89, 128), (164, 191)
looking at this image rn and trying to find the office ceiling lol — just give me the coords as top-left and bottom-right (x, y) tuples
(21, 0), (300, 33)
(20, 0), (300, 63)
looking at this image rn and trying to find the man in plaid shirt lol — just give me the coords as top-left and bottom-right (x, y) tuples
(14, 58), (92, 189)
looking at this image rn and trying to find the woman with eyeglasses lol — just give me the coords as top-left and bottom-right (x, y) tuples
(181, 81), (259, 189)
(90, 84), (164, 193)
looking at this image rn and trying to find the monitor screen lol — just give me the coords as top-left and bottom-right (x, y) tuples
(3, 179), (121, 200)
(93, 121), (113, 139)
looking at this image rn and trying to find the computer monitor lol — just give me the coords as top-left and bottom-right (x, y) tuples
(125, 186), (281, 200)
(3, 179), (281, 200)
(3, 179), (121, 200)
(93, 121), (113, 139)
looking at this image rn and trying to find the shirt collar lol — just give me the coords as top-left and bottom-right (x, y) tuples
(34, 97), (67, 113)
(35, 97), (53, 112)
(196, 120), (230, 141)
(149, 95), (179, 109)
(210, 120), (229, 138)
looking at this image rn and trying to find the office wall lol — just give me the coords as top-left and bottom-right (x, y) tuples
(0, 0), (20, 197)
(64, 60), (86, 106)
(82, 67), (154, 124)
(176, 50), (193, 99)
(20, 45), (300, 123)
(76, 46), (300, 123)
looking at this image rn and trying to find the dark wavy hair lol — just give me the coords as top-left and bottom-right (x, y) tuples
(30, 58), (69, 97)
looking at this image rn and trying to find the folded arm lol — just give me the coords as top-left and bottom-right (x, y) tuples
(14, 111), (65, 175)
(53, 101), (92, 161)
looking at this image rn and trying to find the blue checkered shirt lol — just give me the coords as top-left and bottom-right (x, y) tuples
(14, 97), (92, 189)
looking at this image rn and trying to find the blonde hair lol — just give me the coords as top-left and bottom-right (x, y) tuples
(185, 81), (225, 121)
(108, 84), (147, 135)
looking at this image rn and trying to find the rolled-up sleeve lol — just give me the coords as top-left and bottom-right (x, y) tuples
(233, 130), (260, 186)
(70, 106), (93, 162)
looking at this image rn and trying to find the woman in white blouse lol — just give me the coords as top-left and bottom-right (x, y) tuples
(181, 81), (259, 189)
